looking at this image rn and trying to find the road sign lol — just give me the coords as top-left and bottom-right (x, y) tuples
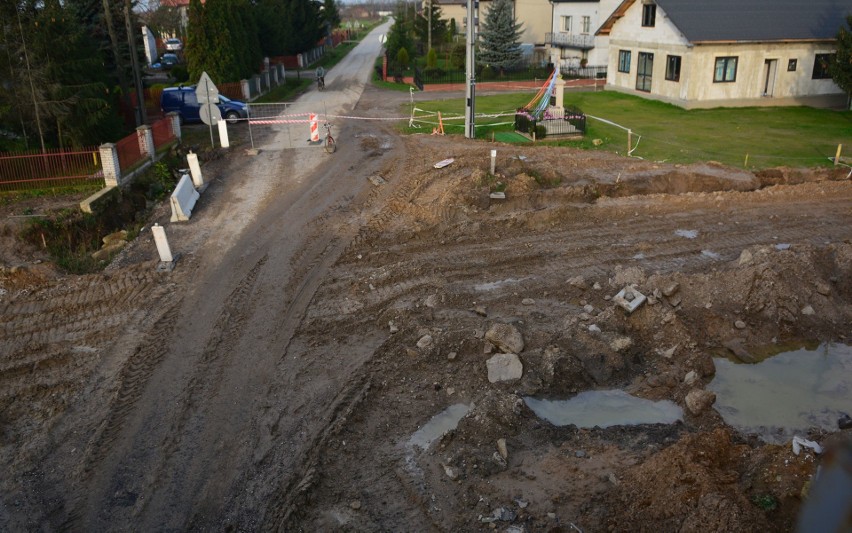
(196, 71), (220, 104)
(200, 103), (222, 126)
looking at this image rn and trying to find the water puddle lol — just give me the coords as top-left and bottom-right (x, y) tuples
(407, 403), (472, 450)
(775, 243), (791, 250)
(524, 390), (683, 428)
(474, 278), (526, 292)
(701, 250), (722, 260)
(675, 229), (698, 239)
(709, 342), (852, 443)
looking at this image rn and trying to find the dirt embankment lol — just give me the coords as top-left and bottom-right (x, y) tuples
(1, 128), (851, 531)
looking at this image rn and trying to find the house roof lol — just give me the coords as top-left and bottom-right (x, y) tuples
(599, 0), (847, 42)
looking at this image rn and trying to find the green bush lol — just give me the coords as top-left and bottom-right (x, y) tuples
(396, 48), (410, 69)
(426, 48), (438, 68)
(171, 66), (189, 83)
(481, 65), (495, 80)
(534, 124), (547, 139)
(450, 42), (466, 69)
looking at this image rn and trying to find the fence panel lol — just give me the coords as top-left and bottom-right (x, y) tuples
(0, 147), (102, 192)
(115, 132), (146, 175)
(219, 82), (244, 100)
(151, 118), (176, 151)
(413, 63), (555, 85)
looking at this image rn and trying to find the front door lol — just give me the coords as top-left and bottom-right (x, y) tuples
(762, 59), (777, 97)
(636, 52), (654, 92)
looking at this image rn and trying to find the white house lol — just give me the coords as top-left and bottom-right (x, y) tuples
(548, 0), (622, 69)
(597, 0), (847, 108)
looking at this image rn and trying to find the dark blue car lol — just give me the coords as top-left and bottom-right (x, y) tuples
(160, 86), (248, 124)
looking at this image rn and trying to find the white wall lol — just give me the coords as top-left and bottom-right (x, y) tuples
(606, 1), (843, 107)
(550, 0), (624, 66)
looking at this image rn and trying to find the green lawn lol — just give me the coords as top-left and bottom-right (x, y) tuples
(253, 78), (311, 103)
(404, 91), (852, 168)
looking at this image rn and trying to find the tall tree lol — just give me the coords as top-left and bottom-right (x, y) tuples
(413, 2), (448, 52)
(322, 0), (341, 30)
(478, 0), (523, 72)
(385, 2), (413, 66)
(830, 15), (852, 109)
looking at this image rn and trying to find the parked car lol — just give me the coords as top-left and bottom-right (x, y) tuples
(160, 53), (179, 68)
(164, 38), (183, 52)
(160, 86), (248, 124)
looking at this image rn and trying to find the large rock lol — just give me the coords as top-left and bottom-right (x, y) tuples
(486, 353), (523, 383)
(685, 389), (717, 415)
(485, 323), (524, 354)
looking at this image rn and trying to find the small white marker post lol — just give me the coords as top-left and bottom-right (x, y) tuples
(217, 120), (230, 149)
(490, 149), (497, 174)
(151, 223), (176, 271)
(186, 151), (204, 188)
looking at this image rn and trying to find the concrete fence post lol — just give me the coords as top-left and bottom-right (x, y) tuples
(240, 79), (251, 101)
(263, 71), (270, 90)
(254, 76), (261, 96)
(166, 111), (182, 141)
(137, 125), (155, 160)
(271, 66), (279, 85)
(99, 143), (121, 187)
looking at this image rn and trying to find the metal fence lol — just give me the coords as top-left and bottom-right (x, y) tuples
(412, 64), (555, 85)
(0, 146), (102, 192)
(151, 117), (176, 151)
(515, 106), (586, 139)
(559, 65), (608, 80)
(115, 132), (146, 173)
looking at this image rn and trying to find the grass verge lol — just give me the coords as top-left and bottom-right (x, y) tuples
(404, 91), (851, 168)
(253, 78), (312, 103)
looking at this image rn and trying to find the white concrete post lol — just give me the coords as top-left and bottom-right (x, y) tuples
(217, 120), (230, 148)
(151, 223), (174, 263)
(263, 71), (270, 90)
(99, 143), (120, 187)
(553, 77), (566, 112)
(187, 152), (203, 188)
(241, 79), (251, 101)
(271, 66), (279, 85)
(490, 149), (497, 174)
(137, 125), (155, 160)
(167, 111), (182, 140)
(254, 76), (262, 96)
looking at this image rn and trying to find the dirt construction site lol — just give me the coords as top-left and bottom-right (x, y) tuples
(2, 24), (852, 532)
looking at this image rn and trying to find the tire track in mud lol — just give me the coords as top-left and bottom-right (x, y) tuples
(324, 183), (852, 318)
(83, 254), (270, 529)
(262, 374), (373, 530)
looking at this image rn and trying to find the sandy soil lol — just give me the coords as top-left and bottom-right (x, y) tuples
(1, 22), (852, 532)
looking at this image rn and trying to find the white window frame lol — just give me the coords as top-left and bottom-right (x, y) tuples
(561, 16), (572, 32)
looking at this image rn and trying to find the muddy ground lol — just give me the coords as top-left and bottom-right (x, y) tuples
(1, 69), (852, 530)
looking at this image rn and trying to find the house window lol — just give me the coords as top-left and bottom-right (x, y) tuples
(562, 16), (572, 32)
(812, 53), (835, 79)
(618, 50), (631, 73)
(581, 16), (591, 33)
(642, 4), (656, 27)
(714, 56), (737, 82)
(636, 52), (654, 92)
(665, 55), (681, 81)
(787, 59), (797, 71)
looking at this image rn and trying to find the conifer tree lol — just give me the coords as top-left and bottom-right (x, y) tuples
(830, 15), (852, 109)
(385, 2), (413, 67)
(478, 0), (523, 72)
(322, 0), (341, 30)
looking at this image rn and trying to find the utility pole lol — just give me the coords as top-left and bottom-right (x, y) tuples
(464, 0), (477, 138)
(125, 0), (147, 125)
(427, 0), (432, 52)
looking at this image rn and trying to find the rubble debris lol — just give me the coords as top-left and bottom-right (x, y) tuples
(685, 389), (716, 415)
(485, 323), (524, 354)
(613, 286), (647, 314)
(486, 353), (523, 383)
(791, 436), (823, 456)
(433, 158), (454, 169)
